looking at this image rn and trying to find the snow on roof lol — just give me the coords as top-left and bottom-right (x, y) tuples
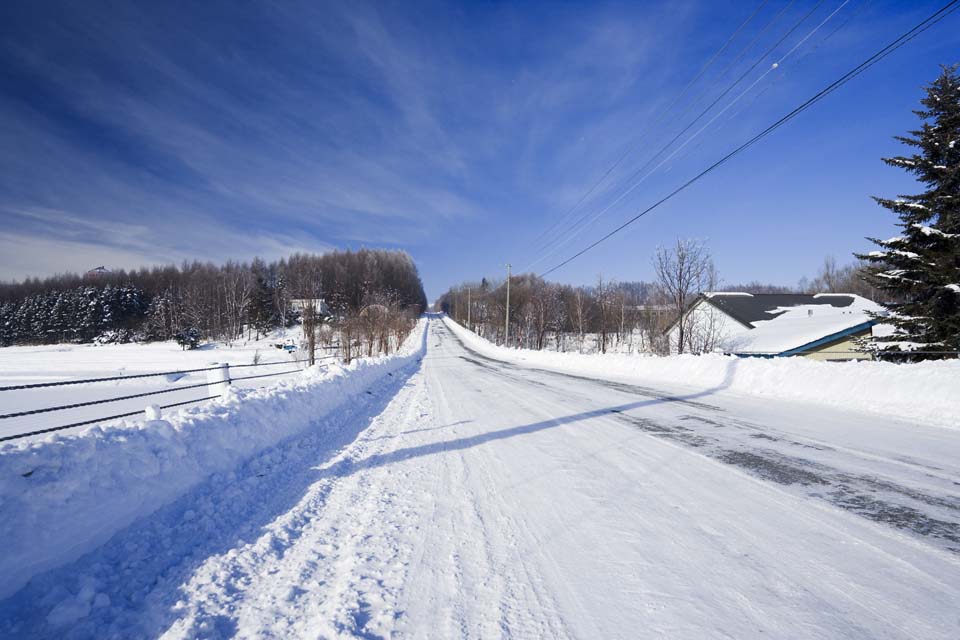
(703, 293), (860, 328)
(704, 291), (753, 297)
(719, 294), (884, 354)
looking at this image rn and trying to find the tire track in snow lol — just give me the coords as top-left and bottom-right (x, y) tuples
(165, 367), (436, 639)
(0, 355), (428, 639)
(444, 324), (960, 555)
(400, 320), (573, 638)
(426, 322), (960, 637)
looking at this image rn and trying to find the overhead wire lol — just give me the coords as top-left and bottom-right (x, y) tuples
(525, 0), (821, 271)
(641, 1), (851, 177)
(530, 0), (772, 252)
(537, 0), (960, 278)
(721, 0), (872, 125)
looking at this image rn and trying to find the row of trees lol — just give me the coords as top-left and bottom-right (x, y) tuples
(0, 249), (427, 354)
(0, 284), (149, 345)
(437, 249), (881, 356)
(439, 274), (666, 354)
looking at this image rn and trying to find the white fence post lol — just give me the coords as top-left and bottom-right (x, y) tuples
(206, 363), (231, 398)
(145, 404), (162, 421)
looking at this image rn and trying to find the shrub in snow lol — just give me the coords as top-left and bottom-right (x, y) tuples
(93, 329), (135, 345)
(175, 327), (201, 350)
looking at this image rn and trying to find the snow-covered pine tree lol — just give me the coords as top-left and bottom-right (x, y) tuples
(144, 289), (175, 341)
(857, 64), (960, 358)
(249, 272), (276, 339)
(0, 301), (15, 346)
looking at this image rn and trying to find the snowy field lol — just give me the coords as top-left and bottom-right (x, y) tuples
(0, 327), (321, 441)
(0, 320), (428, 607)
(1, 315), (958, 638)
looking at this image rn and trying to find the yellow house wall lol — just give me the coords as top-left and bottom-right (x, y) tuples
(802, 330), (873, 361)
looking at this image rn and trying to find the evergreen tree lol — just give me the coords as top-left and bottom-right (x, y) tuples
(49, 291), (70, 342)
(248, 272), (276, 339)
(857, 65), (960, 357)
(144, 289), (176, 341)
(0, 301), (15, 346)
(175, 327), (201, 350)
(0, 249), (425, 345)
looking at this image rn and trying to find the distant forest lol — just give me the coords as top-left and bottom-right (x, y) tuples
(0, 249), (426, 347)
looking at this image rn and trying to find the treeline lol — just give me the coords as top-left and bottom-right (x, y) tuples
(0, 284), (149, 346)
(439, 274), (670, 354)
(437, 256), (879, 355)
(0, 249), (426, 348)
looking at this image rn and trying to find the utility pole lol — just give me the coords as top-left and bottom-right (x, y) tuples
(504, 263), (511, 347)
(467, 286), (471, 329)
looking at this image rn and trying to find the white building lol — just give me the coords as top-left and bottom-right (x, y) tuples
(290, 298), (330, 317)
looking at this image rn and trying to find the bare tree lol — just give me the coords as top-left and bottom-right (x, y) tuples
(653, 239), (716, 354)
(617, 289), (627, 352)
(596, 274), (609, 354)
(298, 264), (323, 366)
(684, 261), (725, 355)
(551, 286), (567, 352)
(573, 288), (586, 353)
(802, 256), (881, 301)
(813, 256), (843, 292)
(222, 262), (253, 342)
(531, 282), (561, 350)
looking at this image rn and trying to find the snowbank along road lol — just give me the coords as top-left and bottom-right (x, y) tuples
(2, 315), (959, 638)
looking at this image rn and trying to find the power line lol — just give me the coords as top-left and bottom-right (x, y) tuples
(538, 0), (960, 278)
(717, 0), (871, 136)
(642, 1), (851, 177)
(530, 0), (772, 251)
(526, 0), (823, 271)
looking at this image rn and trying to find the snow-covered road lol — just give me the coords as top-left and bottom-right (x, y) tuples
(3, 317), (959, 638)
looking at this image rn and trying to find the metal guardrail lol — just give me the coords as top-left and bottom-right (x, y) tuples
(0, 356), (336, 392)
(0, 395), (223, 443)
(0, 355), (339, 443)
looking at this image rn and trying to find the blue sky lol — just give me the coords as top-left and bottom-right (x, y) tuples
(1, 0), (958, 300)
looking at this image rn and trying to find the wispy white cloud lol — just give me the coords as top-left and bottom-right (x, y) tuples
(6, 0), (912, 296)
(0, 0), (753, 288)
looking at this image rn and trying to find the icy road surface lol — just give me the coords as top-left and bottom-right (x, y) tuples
(3, 318), (959, 638)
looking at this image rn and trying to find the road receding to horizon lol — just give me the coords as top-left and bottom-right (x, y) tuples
(2, 317), (958, 639)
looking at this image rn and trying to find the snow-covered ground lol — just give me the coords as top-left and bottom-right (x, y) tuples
(0, 327), (322, 440)
(1, 315), (958, 638)
(445, 317), (960, 430)
(0, 320), (426, 602)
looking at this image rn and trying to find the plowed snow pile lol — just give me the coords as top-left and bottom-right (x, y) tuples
(444, 317), (959, 429)
(0, 320), (427, 599)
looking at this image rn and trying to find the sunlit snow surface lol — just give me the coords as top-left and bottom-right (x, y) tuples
(0, 327), (311, 440)
(0, 317), (958, 638)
